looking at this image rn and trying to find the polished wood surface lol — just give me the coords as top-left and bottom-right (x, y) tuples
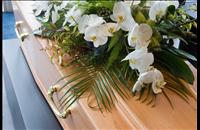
(12, 1), (197, 129)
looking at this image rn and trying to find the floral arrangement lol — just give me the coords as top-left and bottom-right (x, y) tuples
(33, 0), (197, 112)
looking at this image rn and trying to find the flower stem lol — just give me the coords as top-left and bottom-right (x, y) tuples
(123, 37), (130, 53)
(71, 16), (78, 25)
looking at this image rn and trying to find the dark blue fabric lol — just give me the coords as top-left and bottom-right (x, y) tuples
(3, 12), (17, 39)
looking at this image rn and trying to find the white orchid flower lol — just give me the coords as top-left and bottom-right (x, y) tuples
(137, 24), (153, 43)
(88, 14), (105, 27)
(100, 23), (120, 37)
(42, 4), (52, 22)
(110, 1), (136, 31)
(149, 1), (169, 21)
(78, 14), (105, 34)
(128, 23), (153, 48)
(132, 67), (166, 94)
(84, 26), (108, 48)
(51, 11), (58, 24)
(78, 15), (90, 33)
(151, 69), (166, 94)
(63, 5), (84, 26)
(33, 1), (49, 16)
(149, 1), (179, 21)
(51, 5), (60, 24)
(122, 48), (154, 73)
(55, 4), (61, 12)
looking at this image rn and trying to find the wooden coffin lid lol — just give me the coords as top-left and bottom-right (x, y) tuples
(13, 1), (197, 129)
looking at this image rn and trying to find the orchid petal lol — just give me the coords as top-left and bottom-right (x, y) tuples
(111, 1), (136, 31)
(51, 11), (59, 24)
(128, 24), (139, 47)
(152, 81), (163, 94)
(84, 26), (108, 48)
(132, 81), (142, 93)
(100, 23), (119, 37)
(149, 1), (169, 21)
(93, 36), (108, 48)
(88, 14), (105, 27)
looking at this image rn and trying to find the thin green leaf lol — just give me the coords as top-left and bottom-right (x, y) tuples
(60, 70), (95, 91)
(98, 72), (115, 105)
(151, 95), (157, 108)
(103, 69), (128, 100)
(96, 75), (113, 110)
(107, 30), (122, 52)
(146, 89), (154, 106)
(166, 82), (189, 100)
(165, 86), (189, 104)
(65, 87), (90, 110)
(55, 67), (85, 85)
(60, 82), (91, 109)
(107, 41), (124, 68)
(99, 71), (118, 101)
(141, 85), (151, 103)
(137, 87), (145, 101)
(166, 47), (197, 61)
(59, 76), (93, 103)
(162, 90), (174, 109)
(111, 67), (130, 90)
(92, 83), (104, 112)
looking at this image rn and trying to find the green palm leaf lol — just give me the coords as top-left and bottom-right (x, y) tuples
(53, 56), (130, 111)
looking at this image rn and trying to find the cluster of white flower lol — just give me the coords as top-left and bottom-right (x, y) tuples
(33, 0), (179, 94)
(121, 0), (179, 94)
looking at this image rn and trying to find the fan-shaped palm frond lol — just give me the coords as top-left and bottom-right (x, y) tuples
(52, 55), (131, 112)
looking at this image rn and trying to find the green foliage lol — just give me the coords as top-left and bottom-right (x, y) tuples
(106, 31), (127, 69)
(149, 29), (162, 48)
(163, 46), (197, 61)
(167, 5), (176, 15)
(153, 20), (191, 45)
(42, 22), (57, 30)
(153, 50), (194, 84)
(53, 55), (130, 112)
(107, 30), (123, 52)
(54, 13), (65, 28)
(79, 1), (115, 15)
(155, 6), (197, 45)
(107, 40), (124, 69)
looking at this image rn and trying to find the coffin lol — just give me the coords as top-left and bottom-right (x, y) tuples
(12, 1), (197, 129)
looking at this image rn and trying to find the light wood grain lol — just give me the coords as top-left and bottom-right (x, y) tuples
(13, 1), (197, 130)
